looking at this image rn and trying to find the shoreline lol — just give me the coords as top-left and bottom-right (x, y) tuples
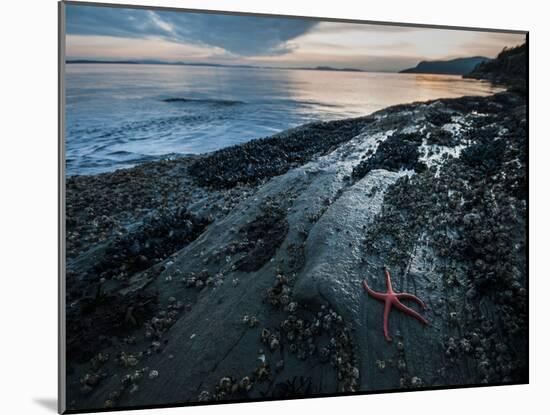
(65, 69), (506, 178)
(66, 82), (504, 180)
(65, 89), (527, 410)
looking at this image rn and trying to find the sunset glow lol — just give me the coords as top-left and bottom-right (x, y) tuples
(66, 4), (525, 72)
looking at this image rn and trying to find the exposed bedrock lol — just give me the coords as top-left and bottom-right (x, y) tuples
(66, 92), (527, 410)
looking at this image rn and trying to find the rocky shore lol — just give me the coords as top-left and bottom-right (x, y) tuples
(65, 87), (527, 411)
(465, 43), (527, 95)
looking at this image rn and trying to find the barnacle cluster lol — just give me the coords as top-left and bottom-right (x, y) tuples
(362, 92), (527, 384)
(263, 303), (360, 393)
(265, 273), (295, 307)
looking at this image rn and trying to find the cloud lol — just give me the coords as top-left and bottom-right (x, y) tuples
(65, 4), (525, 71)
(312, 22), (425, 35)
(287, 22), (525, 70)
(66, 4), (317, 56)
(66, 35), (227, 61)
(458, 32), (526, 58)
(66, 5), (166, 38)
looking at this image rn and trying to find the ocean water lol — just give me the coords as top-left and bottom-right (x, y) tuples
(65, 64), (503, 176)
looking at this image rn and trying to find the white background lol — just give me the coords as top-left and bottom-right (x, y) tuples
(0, 0), (545, 413)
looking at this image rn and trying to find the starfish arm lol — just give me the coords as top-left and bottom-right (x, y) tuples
(383, 301), (392, 342)
(384, 268), (394, 293)
(396, 292), (427, 309)
(362, 280), (387, 301)
(393, 299), (429, 325)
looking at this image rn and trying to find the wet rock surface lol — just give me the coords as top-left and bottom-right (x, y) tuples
(188, 117), (374, 189)
(351, 132), (426, 181)
(65, 91), (527, 411)
(234, 203), (289, 272)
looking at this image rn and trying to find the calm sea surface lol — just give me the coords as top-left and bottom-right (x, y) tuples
(65, 64), (503, 176)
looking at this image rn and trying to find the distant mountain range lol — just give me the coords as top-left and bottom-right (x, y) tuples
(68, 56), (518, 77)
(400, 56), (490, 75)
(66, 59), (258, 68)
(66, 59), (365, 73)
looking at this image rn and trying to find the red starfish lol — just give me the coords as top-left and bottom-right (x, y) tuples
(363, 268), (428, 342)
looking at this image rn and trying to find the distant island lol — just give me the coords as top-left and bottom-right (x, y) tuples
(66, 59), (364, 73)
(400, 56), (489, 75)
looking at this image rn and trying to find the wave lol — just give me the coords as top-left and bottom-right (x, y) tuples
(106, 150), (135, 156)
(291, 99), (341, 108)
(162, 97), (245, 105)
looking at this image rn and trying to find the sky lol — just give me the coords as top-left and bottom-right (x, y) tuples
(65, 4), (526, 72)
